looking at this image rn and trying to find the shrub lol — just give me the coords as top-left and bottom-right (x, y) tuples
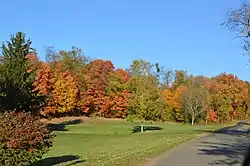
(0, 111), (55, 166)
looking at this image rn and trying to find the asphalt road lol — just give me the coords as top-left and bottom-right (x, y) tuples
(145, 122), (250, 166)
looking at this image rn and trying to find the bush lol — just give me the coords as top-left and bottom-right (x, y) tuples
(0, 111), (55, 166)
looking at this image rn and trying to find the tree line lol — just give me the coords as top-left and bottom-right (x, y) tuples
(2, 2), (250, 165)
(0, 32), (249, 125)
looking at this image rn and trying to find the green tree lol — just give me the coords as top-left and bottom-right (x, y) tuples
(127, 76), (166, 121)
(128, 59), (154, 77)
(0, 32), (40, 112)
(126, 60), (167, 124)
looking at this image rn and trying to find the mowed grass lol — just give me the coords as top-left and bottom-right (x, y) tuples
(37, 118), (231, 166)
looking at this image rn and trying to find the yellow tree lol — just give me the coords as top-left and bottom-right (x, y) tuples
(51, 68), (79, 114)
(33, 62), (79, 116)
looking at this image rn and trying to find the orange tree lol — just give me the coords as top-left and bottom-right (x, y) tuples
(162, 86), (185, 122)
(210, 73), (248, 122)
(103, 68), (129, 118)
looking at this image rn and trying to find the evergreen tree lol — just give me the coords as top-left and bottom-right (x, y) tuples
(0, 32), (41, 112)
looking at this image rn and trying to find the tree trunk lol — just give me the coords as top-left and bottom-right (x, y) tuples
(191, 117), (195, 126)
(141, 121), (144, 132)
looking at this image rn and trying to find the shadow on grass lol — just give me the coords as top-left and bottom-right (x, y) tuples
(48, 119), (82, 132)
(195, 121), (250, 165)
(195, 121), (249, 136)
(132, 125), (162, 133)
(31, 155), (85, 166)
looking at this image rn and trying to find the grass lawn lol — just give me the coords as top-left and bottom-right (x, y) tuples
(35, 118), (232, 166)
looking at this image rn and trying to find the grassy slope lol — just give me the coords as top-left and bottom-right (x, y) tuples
(37, 119), (231, 166)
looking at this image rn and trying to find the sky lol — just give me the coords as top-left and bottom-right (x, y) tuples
(0, 0), (249, 80)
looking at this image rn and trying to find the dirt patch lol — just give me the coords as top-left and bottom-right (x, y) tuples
(41, 116), (183, 125)
(41, 116), (126, 124)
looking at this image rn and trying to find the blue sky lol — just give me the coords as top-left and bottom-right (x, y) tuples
(1, 0), (249, 80)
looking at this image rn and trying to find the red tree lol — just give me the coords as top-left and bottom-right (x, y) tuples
(78, 60), (115, 116)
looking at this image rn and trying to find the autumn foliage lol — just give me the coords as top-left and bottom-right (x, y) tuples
(29, 52), (250, 124)
(0, 111), (54, 166)
(162, 86), (184, 122)
(1, 32), (249, 125)
(208, 73), (248, 122)
(0, 34), (250, 124)
(102, 69), (129, 118)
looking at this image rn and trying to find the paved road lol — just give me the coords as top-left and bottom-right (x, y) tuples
(145, 122), (250, 166)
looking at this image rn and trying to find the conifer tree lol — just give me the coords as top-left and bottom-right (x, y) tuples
(0, 32), (40, 112)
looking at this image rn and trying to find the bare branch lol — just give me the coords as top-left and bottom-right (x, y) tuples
(180, 82), (209, 125)
(223, 2), (250, 55)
